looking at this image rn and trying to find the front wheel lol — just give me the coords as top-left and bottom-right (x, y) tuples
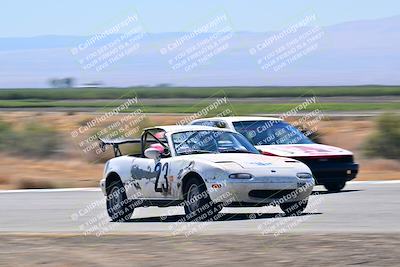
(324, 181), (346, 192)
(280, 199), (308, 216)
(183, 177), (220, 221)
(106, 181), (134, 222)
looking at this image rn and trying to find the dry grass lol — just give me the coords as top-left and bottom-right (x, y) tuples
(316, 119), (400, 181)
(0, 155), (102, 189)
(0, 175), (9, 185)
(0, 112), (187, 189)
(15, 178), (56, 189)
(0, 112), (398, 189)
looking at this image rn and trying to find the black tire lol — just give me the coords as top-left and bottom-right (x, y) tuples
(324, 181), (346, 192)
(280, 199), (308, 216)
(106, 180), (134, 222)
(183, 176), (220, 221)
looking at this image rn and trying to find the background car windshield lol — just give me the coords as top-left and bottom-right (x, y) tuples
(172, 130), (259, 155)
(233, 120), (313, 145)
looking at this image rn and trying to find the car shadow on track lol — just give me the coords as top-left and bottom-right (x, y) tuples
(126, 212), (322, 223)
(311, 189), (361, 195)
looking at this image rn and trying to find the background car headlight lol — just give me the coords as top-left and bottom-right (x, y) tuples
(297, 172), (313, 179)
(229, 173), (253, 179)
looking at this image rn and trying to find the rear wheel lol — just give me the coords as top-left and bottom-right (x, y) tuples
(106, 180), (134, 222)
(324, 181), (346, 192)
(280, 199), (308, 216)
(183, 177), (220, 221)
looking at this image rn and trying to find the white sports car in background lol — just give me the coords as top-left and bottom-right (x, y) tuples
(191, 116), (359, 192)
(99, 125), (314, 222)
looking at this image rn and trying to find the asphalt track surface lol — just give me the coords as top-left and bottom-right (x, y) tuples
(0, 181), (399, 235)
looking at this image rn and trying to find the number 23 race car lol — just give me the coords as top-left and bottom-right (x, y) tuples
(99, 125), (314, 222)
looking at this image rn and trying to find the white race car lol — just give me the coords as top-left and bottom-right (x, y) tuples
(99, 125), (314, 222)
(191, 116), (359, 192)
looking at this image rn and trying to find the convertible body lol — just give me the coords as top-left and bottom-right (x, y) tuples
(100, 125), (314, 221)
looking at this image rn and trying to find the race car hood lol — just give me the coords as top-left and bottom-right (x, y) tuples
(189, 153), (301, 169)
(255, 144), (353, 158)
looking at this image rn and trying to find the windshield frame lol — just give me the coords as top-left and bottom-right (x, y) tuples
(170, 130), (260, 156)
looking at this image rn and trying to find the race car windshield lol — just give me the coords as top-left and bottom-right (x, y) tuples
(172, 130), (259, 156)
(232, 120), (313, 146)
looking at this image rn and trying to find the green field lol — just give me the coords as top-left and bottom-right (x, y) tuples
(0, 100), (398, 114)
(0, 86), (399, 113)
(0, 85), (400, 100)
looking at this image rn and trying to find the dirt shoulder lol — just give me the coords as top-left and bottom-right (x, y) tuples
(0, 233), (398, 266)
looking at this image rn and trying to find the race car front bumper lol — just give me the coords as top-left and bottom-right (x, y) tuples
(306, 162), (359, 185)
(291, 156), (359, 185)
(205, 176), (314, 207)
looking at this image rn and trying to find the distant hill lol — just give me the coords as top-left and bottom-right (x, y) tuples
(0, 15), (399, 88)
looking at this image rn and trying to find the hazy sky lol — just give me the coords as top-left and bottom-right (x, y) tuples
(1, 0), (399, 37)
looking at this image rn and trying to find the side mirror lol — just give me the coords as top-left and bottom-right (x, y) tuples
(144, 147), (161, 160)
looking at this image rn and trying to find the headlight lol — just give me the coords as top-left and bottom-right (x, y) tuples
(297, 172), (313, 179)
(229, 173), (253, 179)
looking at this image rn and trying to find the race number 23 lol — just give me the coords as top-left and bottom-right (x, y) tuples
(154, 162), (169, 193)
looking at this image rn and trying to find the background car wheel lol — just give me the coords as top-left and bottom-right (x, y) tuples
(280, 199), (308, 216)
(183, 176), (219, 221)
(106, 180), (134, 222)
(324, 181), (346, 192)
